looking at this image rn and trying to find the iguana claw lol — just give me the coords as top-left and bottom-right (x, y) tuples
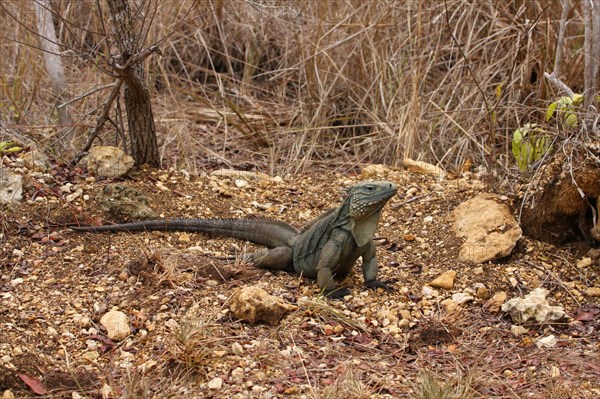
(365, 280), (393, 291)
(324, 287), (352, 299)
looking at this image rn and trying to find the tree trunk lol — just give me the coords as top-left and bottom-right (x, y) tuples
(106, 0), (160, 167)
(34, 0), (74, 150)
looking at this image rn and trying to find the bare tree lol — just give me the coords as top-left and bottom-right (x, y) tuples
(583, 0), (600, 108)
(34, 0), (73, 150)
(106, 0), (160, 167)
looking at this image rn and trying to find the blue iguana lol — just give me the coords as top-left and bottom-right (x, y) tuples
(72, 181), (398, 298)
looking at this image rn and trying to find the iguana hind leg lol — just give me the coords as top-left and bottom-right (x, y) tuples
(249, 247), (294, 273)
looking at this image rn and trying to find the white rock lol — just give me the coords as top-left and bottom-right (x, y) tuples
(360, 164), (392, 178)
(452, 292), (474, 304)
(208, 377), (223, 389)
(510, 325), (528, 336)
(577, 257), (592, 268)
(402, 158), (446, 178)
(9, 278), (23, 287)
(86, 146), (134, 178)
(234, 179), (248, 188)
(231, 342), (244, 356)
(22, 149), (50, 172)
(536, 334), (557, 348)
(65, 188), (83, 203)
(164, 319), (180, 330)
(100, 310), (130, 341)
(423, 215), (434, 224)
(501, 288), (568, 324)
(100, 383), (113, 398)
(421, 285), (435, 296)
(0, 167), (23, 203)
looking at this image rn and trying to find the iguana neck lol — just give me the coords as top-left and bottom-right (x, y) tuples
(330, 192), (383, 247)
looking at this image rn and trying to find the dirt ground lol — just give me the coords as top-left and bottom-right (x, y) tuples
(1, 163), (599, 398)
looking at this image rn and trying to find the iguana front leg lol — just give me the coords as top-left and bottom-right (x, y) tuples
(316, 238), (351, 299)
(362, 241), (393, 291)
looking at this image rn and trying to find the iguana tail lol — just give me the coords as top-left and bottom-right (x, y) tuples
(71, 218), (298, 248)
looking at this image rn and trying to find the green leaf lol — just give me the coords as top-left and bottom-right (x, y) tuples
(545, 101), (558, 121)
(565, 112), (578, 128)
(546, 94), (581, 127)
(512, 124), (551, 171)
(0, 141), (22, 154)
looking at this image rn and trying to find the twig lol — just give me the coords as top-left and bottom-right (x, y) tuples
(543, 71), (576, 98)
(69, 80), (123, 166)
(57, 83), (118, 109)
(523, 260), (581, 306)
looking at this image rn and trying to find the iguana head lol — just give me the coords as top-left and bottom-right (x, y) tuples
(347, 181), (398, 219)
(343, 181), (397, 247)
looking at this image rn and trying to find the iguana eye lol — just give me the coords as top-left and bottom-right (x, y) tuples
(365, 185), (374, 191)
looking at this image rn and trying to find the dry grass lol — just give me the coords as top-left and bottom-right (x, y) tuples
(411, 371), (474, 399)
(308, 366), (375, 399)
(298, 296), (368, 332)
(0, 1), (590, 173)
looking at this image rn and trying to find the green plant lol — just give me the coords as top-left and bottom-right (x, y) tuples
(0, 141), (22, 154)
(545, 93), (583, 128)
(511, 123), (551, 171)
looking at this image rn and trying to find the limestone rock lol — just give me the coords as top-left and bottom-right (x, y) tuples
(229, 286), (297, 325)
(452, 292), (474, 304)
(0, 168), (23, 203)
(535, 334), (557, 348)
(577, 257), (592, 268)
(211, 169), (271, 182)
(441, 298), (458, 312)
(510, 325), (528, 336)
(485, 291), (507, 313)
(207, 377), (223, 390)
(402, 158), (446, 178)
(86, 146), (134, 178)
(22, 149), (50, 172)
(430, 270), (456, 290)
(100, 310), (130, 341)
(501, 288), (569, 324)
(585, 287), (600, 297)
(95, 183), (158, 221)
(451, 193), (522, 263)
(360, 164), (392, 179)
(475, 285), (489, 299)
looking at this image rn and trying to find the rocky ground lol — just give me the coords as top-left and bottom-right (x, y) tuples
(1, 157), (599, 398)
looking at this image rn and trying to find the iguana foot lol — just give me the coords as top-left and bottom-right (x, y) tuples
(323, 287), (351, 299)
(365, 280), (394, 291)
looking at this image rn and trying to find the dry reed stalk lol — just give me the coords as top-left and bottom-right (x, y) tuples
(0, 1), (590, 173)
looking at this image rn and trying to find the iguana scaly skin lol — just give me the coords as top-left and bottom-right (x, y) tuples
(72, 181), (398, 298)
